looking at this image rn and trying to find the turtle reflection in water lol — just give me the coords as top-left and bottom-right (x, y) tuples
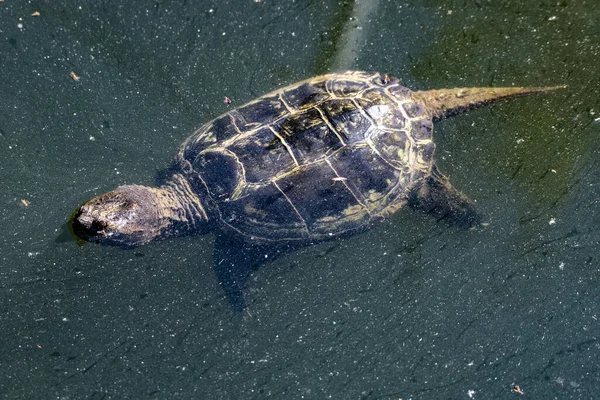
(72, 71), (563, 308)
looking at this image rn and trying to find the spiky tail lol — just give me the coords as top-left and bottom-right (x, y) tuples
(412, 85), (566, 120)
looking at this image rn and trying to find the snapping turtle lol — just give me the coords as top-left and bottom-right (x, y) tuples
(71, 71), (563, 308)
(73, 71), (562, 247)
(72, 71), (556, 311)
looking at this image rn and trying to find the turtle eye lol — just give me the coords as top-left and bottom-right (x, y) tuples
(86, 220), (108, 236)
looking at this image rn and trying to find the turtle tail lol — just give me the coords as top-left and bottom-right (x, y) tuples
(412, 85), (566, 120)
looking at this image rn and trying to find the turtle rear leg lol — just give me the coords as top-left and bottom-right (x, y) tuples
(408, 165), (482, 229)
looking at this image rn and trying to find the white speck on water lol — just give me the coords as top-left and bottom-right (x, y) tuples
(89, 136), (96, 141)
(559, 262), (565, 270)
(467, 390), (475, 398)
(548, 15), (558, 21)
(549, 218), (556, 225)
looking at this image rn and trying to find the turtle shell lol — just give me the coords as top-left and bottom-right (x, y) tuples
(176, 71), (435, 242)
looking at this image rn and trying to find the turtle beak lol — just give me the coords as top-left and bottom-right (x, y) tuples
(72, 205), (111, 243)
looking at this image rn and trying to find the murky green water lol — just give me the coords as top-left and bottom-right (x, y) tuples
(1, 0), (599, 398)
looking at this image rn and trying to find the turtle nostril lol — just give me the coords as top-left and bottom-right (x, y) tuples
(72, 218), (88, 238)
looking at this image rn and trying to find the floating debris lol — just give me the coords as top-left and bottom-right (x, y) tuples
(69, 71), (80, 81)
(513, 385), (524, 395)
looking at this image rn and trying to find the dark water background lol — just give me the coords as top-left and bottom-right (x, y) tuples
(1, 0), (599, 398)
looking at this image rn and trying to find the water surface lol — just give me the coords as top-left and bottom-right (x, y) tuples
(1, 0), (599, 398)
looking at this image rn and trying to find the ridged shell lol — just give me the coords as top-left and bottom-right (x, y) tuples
(176, 71), (435, 242)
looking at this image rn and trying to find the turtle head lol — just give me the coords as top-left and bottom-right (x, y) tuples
(72, 185), (166, 247)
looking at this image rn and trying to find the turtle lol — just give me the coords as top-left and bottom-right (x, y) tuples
(71, 71), (562, 306)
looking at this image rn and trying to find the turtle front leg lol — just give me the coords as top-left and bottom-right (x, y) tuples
(408, 164), (483, 229)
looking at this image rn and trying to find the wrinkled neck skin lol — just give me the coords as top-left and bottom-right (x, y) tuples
(144, 174), (209, 238)
(73, 174), (209, 246)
